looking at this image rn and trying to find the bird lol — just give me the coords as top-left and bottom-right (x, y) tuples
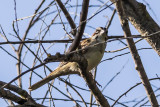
(29, 27), (108, 91)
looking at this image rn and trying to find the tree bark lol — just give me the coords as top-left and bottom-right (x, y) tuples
(113, 1), (159, 106)
(111, 0), (160, 56)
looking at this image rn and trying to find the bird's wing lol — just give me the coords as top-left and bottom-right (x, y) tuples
(29, 38), (92, 91)
(29, 62), (80, 91)
(80, 38), (91, 49)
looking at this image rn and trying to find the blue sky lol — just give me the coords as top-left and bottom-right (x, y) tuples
(0, 0), (160, 106)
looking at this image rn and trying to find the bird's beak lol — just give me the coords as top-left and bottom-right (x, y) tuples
(102, 27), (108, 41)
(100, 27), (106, 31)
(103, 27), (108, 35)
(103, 27), (107, 31)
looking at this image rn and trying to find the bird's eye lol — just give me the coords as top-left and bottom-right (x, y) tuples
(95, 30), (100, 34)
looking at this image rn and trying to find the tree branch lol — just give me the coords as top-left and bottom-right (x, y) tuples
(56, 0), (77, 36)
(68, 0), (90, 52)
(114, 1), (159, 106)
(79, 61), (110, 107)
(110, 0), (160, 56)
(0, 88), (27, 105)
(45, 52), (110, 107)
(0, 81), (45, 106)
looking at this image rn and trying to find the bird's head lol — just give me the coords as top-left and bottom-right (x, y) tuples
(91, 27), (108, 42)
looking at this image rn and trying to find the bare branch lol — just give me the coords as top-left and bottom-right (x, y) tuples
(68, 0), (90, 52)
(106, 9), (116, 29)
(1, 62), (47, 90)
(79, 58), (110, 107)
(43, 51), (110, 107)
(110, 0), (160, 56)
(0, 81), (33, 101)
(0, 88), (27, 105)
(112, 78), (160, 106)
(114, 1), (159, 106)
(0, 81), (45, 106)
(56, 0), (77, 36)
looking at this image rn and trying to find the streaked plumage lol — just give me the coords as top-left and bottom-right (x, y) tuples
(29, 27), (108, 91)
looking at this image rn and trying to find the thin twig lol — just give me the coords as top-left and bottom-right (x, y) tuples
(114, 1), (159, 106)
(106, 9), (116, 29)
(1, 62), (47, 89)
(56, 0), (77, 36)
(67, 0), (90, 52)
(112, 78), (160, 107)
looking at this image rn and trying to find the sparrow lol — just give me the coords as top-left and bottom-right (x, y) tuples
(29, 27), (108, 91)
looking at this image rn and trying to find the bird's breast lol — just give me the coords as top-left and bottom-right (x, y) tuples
(84, 45), (105, 71)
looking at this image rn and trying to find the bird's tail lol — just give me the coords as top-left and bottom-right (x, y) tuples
(29, 62), (80, 91)
(29, 75), (53, 91)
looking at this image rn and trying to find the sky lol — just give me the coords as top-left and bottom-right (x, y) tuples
(0, 0), (160, 107)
